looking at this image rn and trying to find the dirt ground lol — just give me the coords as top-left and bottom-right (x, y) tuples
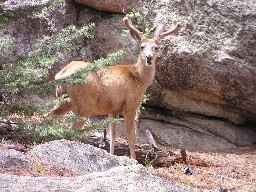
(148, 145), (256, 192)
(100, 138), (256, 192)
(0, 139), (255, 192)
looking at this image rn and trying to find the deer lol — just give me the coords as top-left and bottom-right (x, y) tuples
(47, 15), (181, 159)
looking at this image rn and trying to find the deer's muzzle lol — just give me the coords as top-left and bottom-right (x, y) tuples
(146, 55), (153, 65)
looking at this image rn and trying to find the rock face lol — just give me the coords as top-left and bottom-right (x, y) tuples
(148, 0), (256, 122)
(137, 110), (255, 152)
(75, 0), (135, 13)
(0, 0), (136, 73)
(138, 0), (256, 150)
(0, 140), (187, 192)
(1, 0), (256, 151)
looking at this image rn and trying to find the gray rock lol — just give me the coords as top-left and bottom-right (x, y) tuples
(146, 0), (256, 122)
(136, 0), (256, 149)
(0, 140), (187, 192)
(76, 11), (138, 64)
(1, 0), (51, 11)
(28, 139), (137, 174)
(0, 149), (31, 169)
(0, 164), (187, 192)
(0, 0), (70, 64)
(138, 110), (256, 151)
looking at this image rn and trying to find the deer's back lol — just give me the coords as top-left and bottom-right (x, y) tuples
(55, 61), (90, 80)
(57, 62), (147, 116)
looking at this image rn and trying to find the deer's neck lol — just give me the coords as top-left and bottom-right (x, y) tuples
(134, 57), (156, 89)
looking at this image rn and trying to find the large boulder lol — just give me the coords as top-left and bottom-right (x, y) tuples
(134, 0), (256, 150)
(76, 10), (137, 64)
(0, 140), (187, 192)
(0, 0), (72, 65)
(0, 0), (136, 74)
(137, 110), (255, 151)
(148, 0), (256, 123)
(0, 165), (187, 192)
(28, 139), (137, 174)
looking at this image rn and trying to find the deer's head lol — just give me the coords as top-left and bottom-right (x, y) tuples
(123, 15), (181, 66)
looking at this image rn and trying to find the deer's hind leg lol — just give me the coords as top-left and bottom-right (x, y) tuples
(71, 105), (94, 130)
(109, 113), (119, 155)
(69, 85), (97, 129)
(46, 101), (73, 118)
(71, 99), (96, 130)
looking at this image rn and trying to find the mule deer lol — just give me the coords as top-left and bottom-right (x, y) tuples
(47, 15), (181, 159)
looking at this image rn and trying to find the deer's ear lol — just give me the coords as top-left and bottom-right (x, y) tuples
(154, 24), (164, 38)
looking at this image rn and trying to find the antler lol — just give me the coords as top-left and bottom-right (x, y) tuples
(123, 14), (145, 40)
(155, 20), (181, 41)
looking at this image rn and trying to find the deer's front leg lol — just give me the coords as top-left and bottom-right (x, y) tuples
(123, 111), (136, 159)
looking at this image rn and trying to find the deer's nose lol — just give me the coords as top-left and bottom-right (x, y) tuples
(146, 55), (153, 65)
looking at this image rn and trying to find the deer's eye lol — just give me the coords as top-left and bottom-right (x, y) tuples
(140, 45), (145, 50)
(155, 46), (159, 51)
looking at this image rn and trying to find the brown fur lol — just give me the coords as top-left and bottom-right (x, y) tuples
(47, 16), (181, 159)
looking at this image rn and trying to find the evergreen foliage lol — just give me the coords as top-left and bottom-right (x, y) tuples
(0, 0), (123, 144)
